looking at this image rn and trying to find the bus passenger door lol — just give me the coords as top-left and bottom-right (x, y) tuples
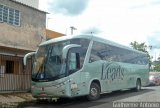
(67, 48), (82, 96)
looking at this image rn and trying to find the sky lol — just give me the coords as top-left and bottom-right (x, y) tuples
(39, 0), (160, 60)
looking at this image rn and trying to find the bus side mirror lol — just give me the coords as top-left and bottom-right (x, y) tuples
(62, 44), (81, 59)
(23, 52), (36, 65)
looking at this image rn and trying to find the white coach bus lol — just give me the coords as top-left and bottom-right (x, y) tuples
(24, 34), (149, 101)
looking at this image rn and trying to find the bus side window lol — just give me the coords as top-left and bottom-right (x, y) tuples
(89, 42), (104, 63)
(69, 53), (76, 70)
(68, 52), (80, 74)
(89, 54), (101, 63)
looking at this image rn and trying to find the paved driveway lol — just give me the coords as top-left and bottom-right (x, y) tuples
(24, 86), (160, 108)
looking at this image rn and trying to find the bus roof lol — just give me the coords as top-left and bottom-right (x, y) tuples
(40, 34), (146, 55)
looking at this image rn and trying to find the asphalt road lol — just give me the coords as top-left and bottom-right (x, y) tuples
(24, 86), (160, 108)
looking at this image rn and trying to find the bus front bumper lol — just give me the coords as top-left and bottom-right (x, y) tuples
(31, 82), (72, 99)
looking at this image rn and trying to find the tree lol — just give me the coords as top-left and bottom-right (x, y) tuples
(130, 41), (148, 53)
(158, 56), (160, 61)
(154, 64), (160, 72)
(154, 55), (160, 72)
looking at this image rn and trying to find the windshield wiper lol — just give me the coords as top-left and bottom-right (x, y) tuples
(47, 73), (66, 81)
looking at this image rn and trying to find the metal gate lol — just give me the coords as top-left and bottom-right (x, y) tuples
(0, 54), (32, 92)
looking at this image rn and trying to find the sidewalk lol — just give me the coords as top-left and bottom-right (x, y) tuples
(0, 92), (35, 107)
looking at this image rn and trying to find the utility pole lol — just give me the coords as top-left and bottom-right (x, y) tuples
(70, 26), (77, 35)
(149, 45), (160, 61)
(91, 32), (94, 34)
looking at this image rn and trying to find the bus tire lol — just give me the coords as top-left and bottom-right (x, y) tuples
(133, 79), (141, 92)
(87, 82), (100, 101)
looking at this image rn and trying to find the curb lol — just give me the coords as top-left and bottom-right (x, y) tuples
(0, 100), (36, 108)
(0, 102), (20, 108)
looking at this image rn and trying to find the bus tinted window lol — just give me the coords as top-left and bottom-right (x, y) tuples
(67, 38), (90, 74)
(90, 41), (148, 65)
(71, 38), (90, 67)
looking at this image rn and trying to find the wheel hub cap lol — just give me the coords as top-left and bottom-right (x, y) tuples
(91, 88), (97, 97)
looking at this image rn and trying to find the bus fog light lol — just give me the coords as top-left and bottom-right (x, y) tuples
(71, 83), (78, 89)
(60, 83), (63, 86)
(31, 86), (35, 89)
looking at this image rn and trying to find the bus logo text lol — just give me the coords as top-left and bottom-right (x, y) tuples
(101, 63), (125, 80)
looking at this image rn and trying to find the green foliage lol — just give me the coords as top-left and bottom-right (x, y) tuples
(153, 55), (160, 72)
(130, 41), (148, 53)
(154, 64), (160, 72)
(158, 56), (160, 61)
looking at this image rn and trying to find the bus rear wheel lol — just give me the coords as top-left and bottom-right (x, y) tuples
(87, 82), (100, 101)
(133, 79), (141, 92)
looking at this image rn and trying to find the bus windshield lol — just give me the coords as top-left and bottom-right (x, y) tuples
(32, 41), (68, 81)
(32, 38), (90, 81)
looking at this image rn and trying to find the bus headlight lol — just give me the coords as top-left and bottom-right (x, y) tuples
(31, 85), (35, 89)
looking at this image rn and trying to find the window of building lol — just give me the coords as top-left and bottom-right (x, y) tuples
(6, 60), (14, 74)
(0, 4), (20, 26)
(0, 65), (5, 77)
(14, 10), (20, 26)
(3, 6), (8, 23)
(9, 8), (14, 24)
(0, 5), (2, 22)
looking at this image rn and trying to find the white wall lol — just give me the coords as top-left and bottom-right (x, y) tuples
(14, 0), (39, 8)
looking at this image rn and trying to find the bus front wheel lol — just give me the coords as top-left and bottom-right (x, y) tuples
(87, 82), (100, 101)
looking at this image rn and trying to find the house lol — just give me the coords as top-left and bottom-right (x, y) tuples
(0, 0), (46, 92)
(46, 29), (65, 40)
